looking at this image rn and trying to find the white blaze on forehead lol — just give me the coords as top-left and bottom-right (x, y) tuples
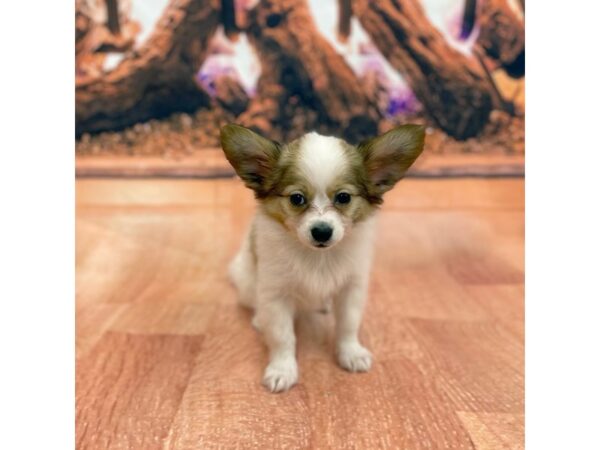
(297, 132), (348, 193)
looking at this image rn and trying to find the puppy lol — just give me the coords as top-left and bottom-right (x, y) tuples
(220, 124), (425, 392)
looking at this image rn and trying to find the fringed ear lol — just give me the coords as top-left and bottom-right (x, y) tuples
(358, 124), (425, 200)
(220, 124), (281, 196)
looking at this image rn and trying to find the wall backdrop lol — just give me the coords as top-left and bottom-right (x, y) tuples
(75, 0), (524, 173)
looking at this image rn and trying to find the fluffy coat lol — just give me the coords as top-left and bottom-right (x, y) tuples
(221, 124), (425, 392)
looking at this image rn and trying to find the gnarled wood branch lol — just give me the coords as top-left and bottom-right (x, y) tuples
(354, 0), (496, 139)
(478, 0), (525, 78)
(76, 0), (221, 136)
(239, 0), (381, 143)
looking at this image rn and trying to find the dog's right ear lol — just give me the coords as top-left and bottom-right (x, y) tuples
(358, 124), (425, 201)
(220, 124), (281, 195)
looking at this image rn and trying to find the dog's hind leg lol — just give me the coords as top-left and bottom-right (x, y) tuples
(228, 224), (257, 309)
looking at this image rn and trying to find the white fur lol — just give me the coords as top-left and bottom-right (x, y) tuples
(294, 133), (351, 249)
(229, 133), (377, 392)
(297, 132), (348, 192)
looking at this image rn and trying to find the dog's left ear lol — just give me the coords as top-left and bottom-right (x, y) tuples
(358, 124), (425, 199)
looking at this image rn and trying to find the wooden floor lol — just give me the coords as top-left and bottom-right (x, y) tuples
(76, 177), (524, 450)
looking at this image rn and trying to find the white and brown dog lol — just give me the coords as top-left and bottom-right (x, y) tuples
(220, 124), (425, 392)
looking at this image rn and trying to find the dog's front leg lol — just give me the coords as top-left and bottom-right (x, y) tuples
(254, 296), (298, 392)
(334, 278), (372, 372)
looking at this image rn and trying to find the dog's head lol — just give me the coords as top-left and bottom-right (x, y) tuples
(220, 124), (425, 250)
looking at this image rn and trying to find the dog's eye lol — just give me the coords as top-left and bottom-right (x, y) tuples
(290, 193), (306, 206)
(335, 192), (351, 205)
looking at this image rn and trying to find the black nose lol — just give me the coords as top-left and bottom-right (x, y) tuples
(311, 223), (333, 243)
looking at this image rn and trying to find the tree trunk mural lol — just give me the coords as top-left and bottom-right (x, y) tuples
(354, 0), (497, 139)
(239, 0), (381, 143)
(75, 0), (524, 142)
(478, 0), (525, 78)
(76, 0), (221, 136)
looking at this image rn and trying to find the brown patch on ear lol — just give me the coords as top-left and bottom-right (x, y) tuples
(220, 124), (281, 196)
(358, 124), (426, 201)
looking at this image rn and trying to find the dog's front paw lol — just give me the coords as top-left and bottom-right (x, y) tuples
(337, 343), (373, 373)
(262, 358), (298, 393)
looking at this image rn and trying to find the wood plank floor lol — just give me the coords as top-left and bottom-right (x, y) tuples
(76, 177), (524, 449)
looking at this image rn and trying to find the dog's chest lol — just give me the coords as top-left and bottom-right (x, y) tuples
(292, 253), (350, 302)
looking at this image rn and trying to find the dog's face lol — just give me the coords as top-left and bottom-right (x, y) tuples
(221, 124), (425, 250)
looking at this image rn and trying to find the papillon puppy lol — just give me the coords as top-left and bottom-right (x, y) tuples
(220, 124), (425, 392)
